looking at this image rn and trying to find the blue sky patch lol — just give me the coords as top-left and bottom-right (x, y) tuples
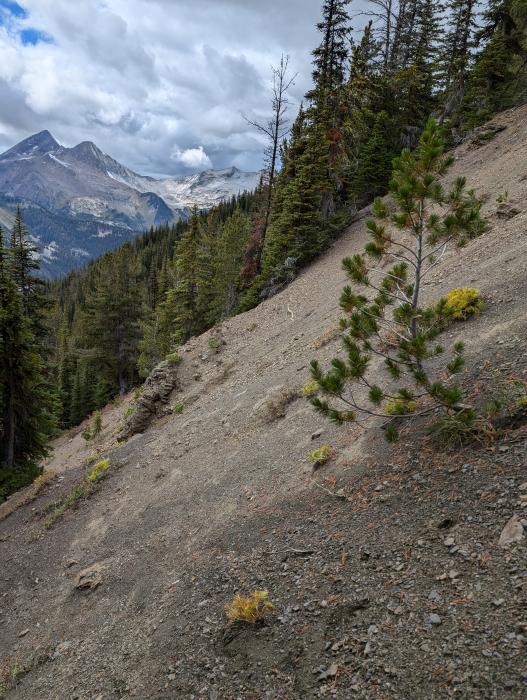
(20, 27), (53, 45)
(0, 0), (27, 20)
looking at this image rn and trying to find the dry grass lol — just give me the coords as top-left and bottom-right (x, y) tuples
(262, 387), (300, 422)
(311, 325), (341, 349)
(225, 591), (274, 625)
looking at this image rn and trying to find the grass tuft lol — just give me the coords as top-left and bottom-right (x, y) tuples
(225, 591), (274, 625)
(444, 288), (483, 320)
(309, 444), (333, 465)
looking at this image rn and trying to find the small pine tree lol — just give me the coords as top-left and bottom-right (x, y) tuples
(310, 119), (486, 441)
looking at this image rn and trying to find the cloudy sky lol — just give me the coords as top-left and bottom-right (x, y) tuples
(0, 0), (343, 177)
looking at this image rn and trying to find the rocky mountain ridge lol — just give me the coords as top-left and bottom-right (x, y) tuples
(0, 131), (259, 277)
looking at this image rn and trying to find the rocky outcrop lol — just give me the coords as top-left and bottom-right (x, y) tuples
(118, 360), (180, 440)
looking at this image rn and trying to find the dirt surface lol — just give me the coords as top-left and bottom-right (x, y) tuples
(1, 105), (526, 699)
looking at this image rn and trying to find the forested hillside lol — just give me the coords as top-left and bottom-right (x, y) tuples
(1, 0), (527, 500)
(47, 0), (527, 433)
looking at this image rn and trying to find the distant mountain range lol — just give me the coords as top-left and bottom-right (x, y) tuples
(0, 131), (260, 277)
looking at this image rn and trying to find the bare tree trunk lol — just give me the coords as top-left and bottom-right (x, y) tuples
(245, 55), (296, 271)
(5, 367), (15, 468)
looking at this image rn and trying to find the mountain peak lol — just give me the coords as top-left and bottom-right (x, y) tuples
(0, 130), (60, 161)
(71, 141), (105, 158)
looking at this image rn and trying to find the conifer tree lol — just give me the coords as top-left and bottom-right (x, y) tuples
(310, 119), (486, 441)
(0, 226), (55, 484)
(80, 244), (142, 399)
(439, 0), (477, 119)
(9, 207), (40, 313)
(170, 208), (211, 345)
(307, 0), (352, 115)
(457, 0), (527, 128)
(209, 209), (251, 320)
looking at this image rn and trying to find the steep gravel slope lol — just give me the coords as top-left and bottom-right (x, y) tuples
(0, 106), (526, 699)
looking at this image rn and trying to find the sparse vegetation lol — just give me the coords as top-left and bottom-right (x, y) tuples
(225, 591), (274, 625)
(81, 411), (103, 442)
(309, 444), (333, 465)
(44, 484), (90, 530)
(172, 403), (185, 414)
(86, 458), (110, 483)
(302, 379), (319, 398)
(166, 352), (182, 364)
(312, 326), (341, 349)
(429, 410), (479, 448)
(44, 458), (111, 529)
(262, 386), (300, 422)
(496, 191), (509, 203)
(444, 288), (483, 320)
(0, 655), (28, 698)
(208, 337), (220, 349)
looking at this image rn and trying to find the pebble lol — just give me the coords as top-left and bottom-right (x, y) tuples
(429, 614), (442, 626)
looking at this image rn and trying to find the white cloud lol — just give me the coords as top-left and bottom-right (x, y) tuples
(0, 1), (367, 175)
(171, 146), (212, 170)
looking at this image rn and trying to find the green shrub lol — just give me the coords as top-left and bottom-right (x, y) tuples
(309, 444), (332, 465)
(166, 352), (182, 364)
(172, 403), (185, 414)
(444, 288), (483, 320)
(86, 458), (110, 483)
(429, 410), (477, 448)
(208, 338), (220, 349)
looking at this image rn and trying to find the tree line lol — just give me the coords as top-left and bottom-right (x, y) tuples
(1, 0), (526, 498)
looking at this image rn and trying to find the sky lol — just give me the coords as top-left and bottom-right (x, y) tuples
(0, 0), (335, 177)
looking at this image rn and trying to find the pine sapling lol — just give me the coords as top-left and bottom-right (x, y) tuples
(310, 118), (486, 442)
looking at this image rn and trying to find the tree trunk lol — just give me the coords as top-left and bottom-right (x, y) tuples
(5, 366), (16, 468)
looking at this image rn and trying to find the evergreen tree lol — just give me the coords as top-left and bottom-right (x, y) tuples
(9, 206), (40, 314)
(456, 0), (527, 128)
(439, 0), (477, 119)
(169, 208), (213, 345)
(0, 227), (55, 494)
(310, 119), (486, 441)
(209, 209), (251, 320)
(348, 111), (393, 206)
(307, 0), (352, 115)
(80, 244), (142, 399)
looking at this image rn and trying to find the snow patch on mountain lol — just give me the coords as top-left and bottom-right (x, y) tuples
(41, 241), (59, 261)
